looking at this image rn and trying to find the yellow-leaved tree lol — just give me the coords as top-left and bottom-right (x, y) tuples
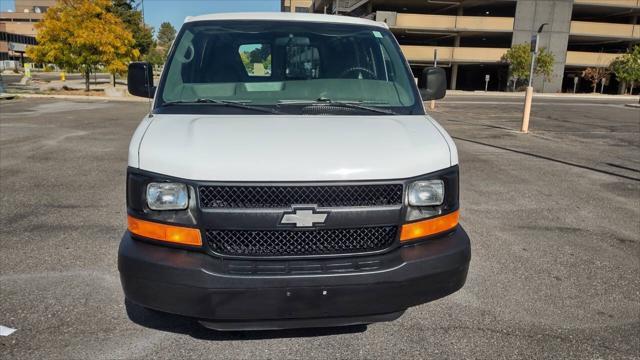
(27, 0), (139, 91)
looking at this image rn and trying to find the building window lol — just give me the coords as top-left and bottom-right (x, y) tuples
(283, 6), (291, 12)
(295, 6), (310, 13)
(1, 32), (37, 46)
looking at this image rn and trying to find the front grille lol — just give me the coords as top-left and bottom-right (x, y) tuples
(199, 184), (403, 209)
(206, 226), (398, 257)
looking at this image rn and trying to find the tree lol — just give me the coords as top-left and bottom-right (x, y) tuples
(611, 45), (640, 94)
(240, 51), (252, 73)
(581, 67), (611, 93)
(144, 44), (164, 67)
(27, 0), (138, 91)
(110, 0), (154, 57)
(157, 22), (177, 61)
(501, 43), (555, 88)
(262, 54), (272, 73)
(249, 46), (270, 64)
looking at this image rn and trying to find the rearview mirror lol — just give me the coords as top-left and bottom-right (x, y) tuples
(419, 67), (447, 101)
(128, 62), (155, 98)
(275, 36), (310, 46)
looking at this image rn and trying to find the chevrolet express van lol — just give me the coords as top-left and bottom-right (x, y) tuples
(119, 12), (470, 330)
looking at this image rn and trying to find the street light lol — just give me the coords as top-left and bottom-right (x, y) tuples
(521, 23), (548, 133)
(428, 48), (438, 110)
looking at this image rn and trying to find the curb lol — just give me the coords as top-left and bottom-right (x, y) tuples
(6, 92), (639, 104)
(4, 93), (149, 102)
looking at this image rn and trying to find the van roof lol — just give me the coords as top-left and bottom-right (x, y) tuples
(184, 12), (389, 29)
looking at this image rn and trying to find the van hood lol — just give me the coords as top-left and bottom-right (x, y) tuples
(135, 114), (452, 181)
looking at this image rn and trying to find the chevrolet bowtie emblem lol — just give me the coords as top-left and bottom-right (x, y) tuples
(280, 208), (328, 228)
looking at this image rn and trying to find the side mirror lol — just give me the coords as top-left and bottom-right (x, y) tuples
(128, 62), (155, 98)
(419, 67), (447, 101)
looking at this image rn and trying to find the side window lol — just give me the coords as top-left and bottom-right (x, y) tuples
(286, 45), (320, 79)
(239, 44), (272, 77)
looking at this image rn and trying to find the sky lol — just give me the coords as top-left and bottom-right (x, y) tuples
(0, 0), (281, 33)
(142, 0), (280, 32)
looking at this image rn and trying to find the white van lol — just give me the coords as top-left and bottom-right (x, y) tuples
(119, 12), (470, 330)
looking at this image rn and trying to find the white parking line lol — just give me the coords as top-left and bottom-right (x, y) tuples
(0, 325), (17, 336)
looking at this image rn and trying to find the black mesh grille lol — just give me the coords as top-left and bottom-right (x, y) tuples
(199, 184), (403, 209)
(206, 226), (398, 257)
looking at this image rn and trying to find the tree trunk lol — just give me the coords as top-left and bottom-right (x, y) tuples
(112, 73), (116, 87)
(84, 68), (90, 92)
(618, 80), (627, 95)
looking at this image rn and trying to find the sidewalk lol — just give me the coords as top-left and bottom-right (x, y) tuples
(446, 90), (640, 101)
(3, 78), (144, 101)
(5, 92), (149, 102)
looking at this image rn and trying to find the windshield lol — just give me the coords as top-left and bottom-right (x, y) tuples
(155, 20), (422, 115)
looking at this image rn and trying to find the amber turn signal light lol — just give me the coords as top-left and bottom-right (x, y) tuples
(400, 210), (459, 242)
(127, 215), (202, 246)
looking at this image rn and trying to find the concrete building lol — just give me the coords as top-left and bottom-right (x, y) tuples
(0, 0), (55, 64)
(303, 0), (639, 93)
(282, 0), (313, 13)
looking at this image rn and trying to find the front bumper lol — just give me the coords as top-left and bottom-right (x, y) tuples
(118, 226), (470, 330)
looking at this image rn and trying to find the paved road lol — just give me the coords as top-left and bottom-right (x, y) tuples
(0, 96), (638, 359)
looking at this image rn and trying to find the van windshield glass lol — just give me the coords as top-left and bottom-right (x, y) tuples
(157, 21), (419, 114)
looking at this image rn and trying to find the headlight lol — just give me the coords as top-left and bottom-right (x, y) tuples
(146, 182), (188, 210)
(408, 180), (444, 206)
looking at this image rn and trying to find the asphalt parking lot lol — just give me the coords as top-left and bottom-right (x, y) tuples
(1, 95), (638, 359)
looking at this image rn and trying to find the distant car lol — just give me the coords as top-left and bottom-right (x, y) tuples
(119, 12), (470, 331)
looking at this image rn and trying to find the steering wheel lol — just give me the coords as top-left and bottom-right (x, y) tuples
(339, 67), (376, 79)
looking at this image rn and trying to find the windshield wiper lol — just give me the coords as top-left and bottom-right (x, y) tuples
(161, 98), (282, 114)
(278, 98), (396, 115)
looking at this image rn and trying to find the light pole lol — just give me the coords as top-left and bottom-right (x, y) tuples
(428, 48), (438, 110)
(521, 23), (548, 133)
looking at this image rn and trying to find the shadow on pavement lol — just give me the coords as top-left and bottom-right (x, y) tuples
(453, 136), (640, 182)
(125, 299), (368, 340)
